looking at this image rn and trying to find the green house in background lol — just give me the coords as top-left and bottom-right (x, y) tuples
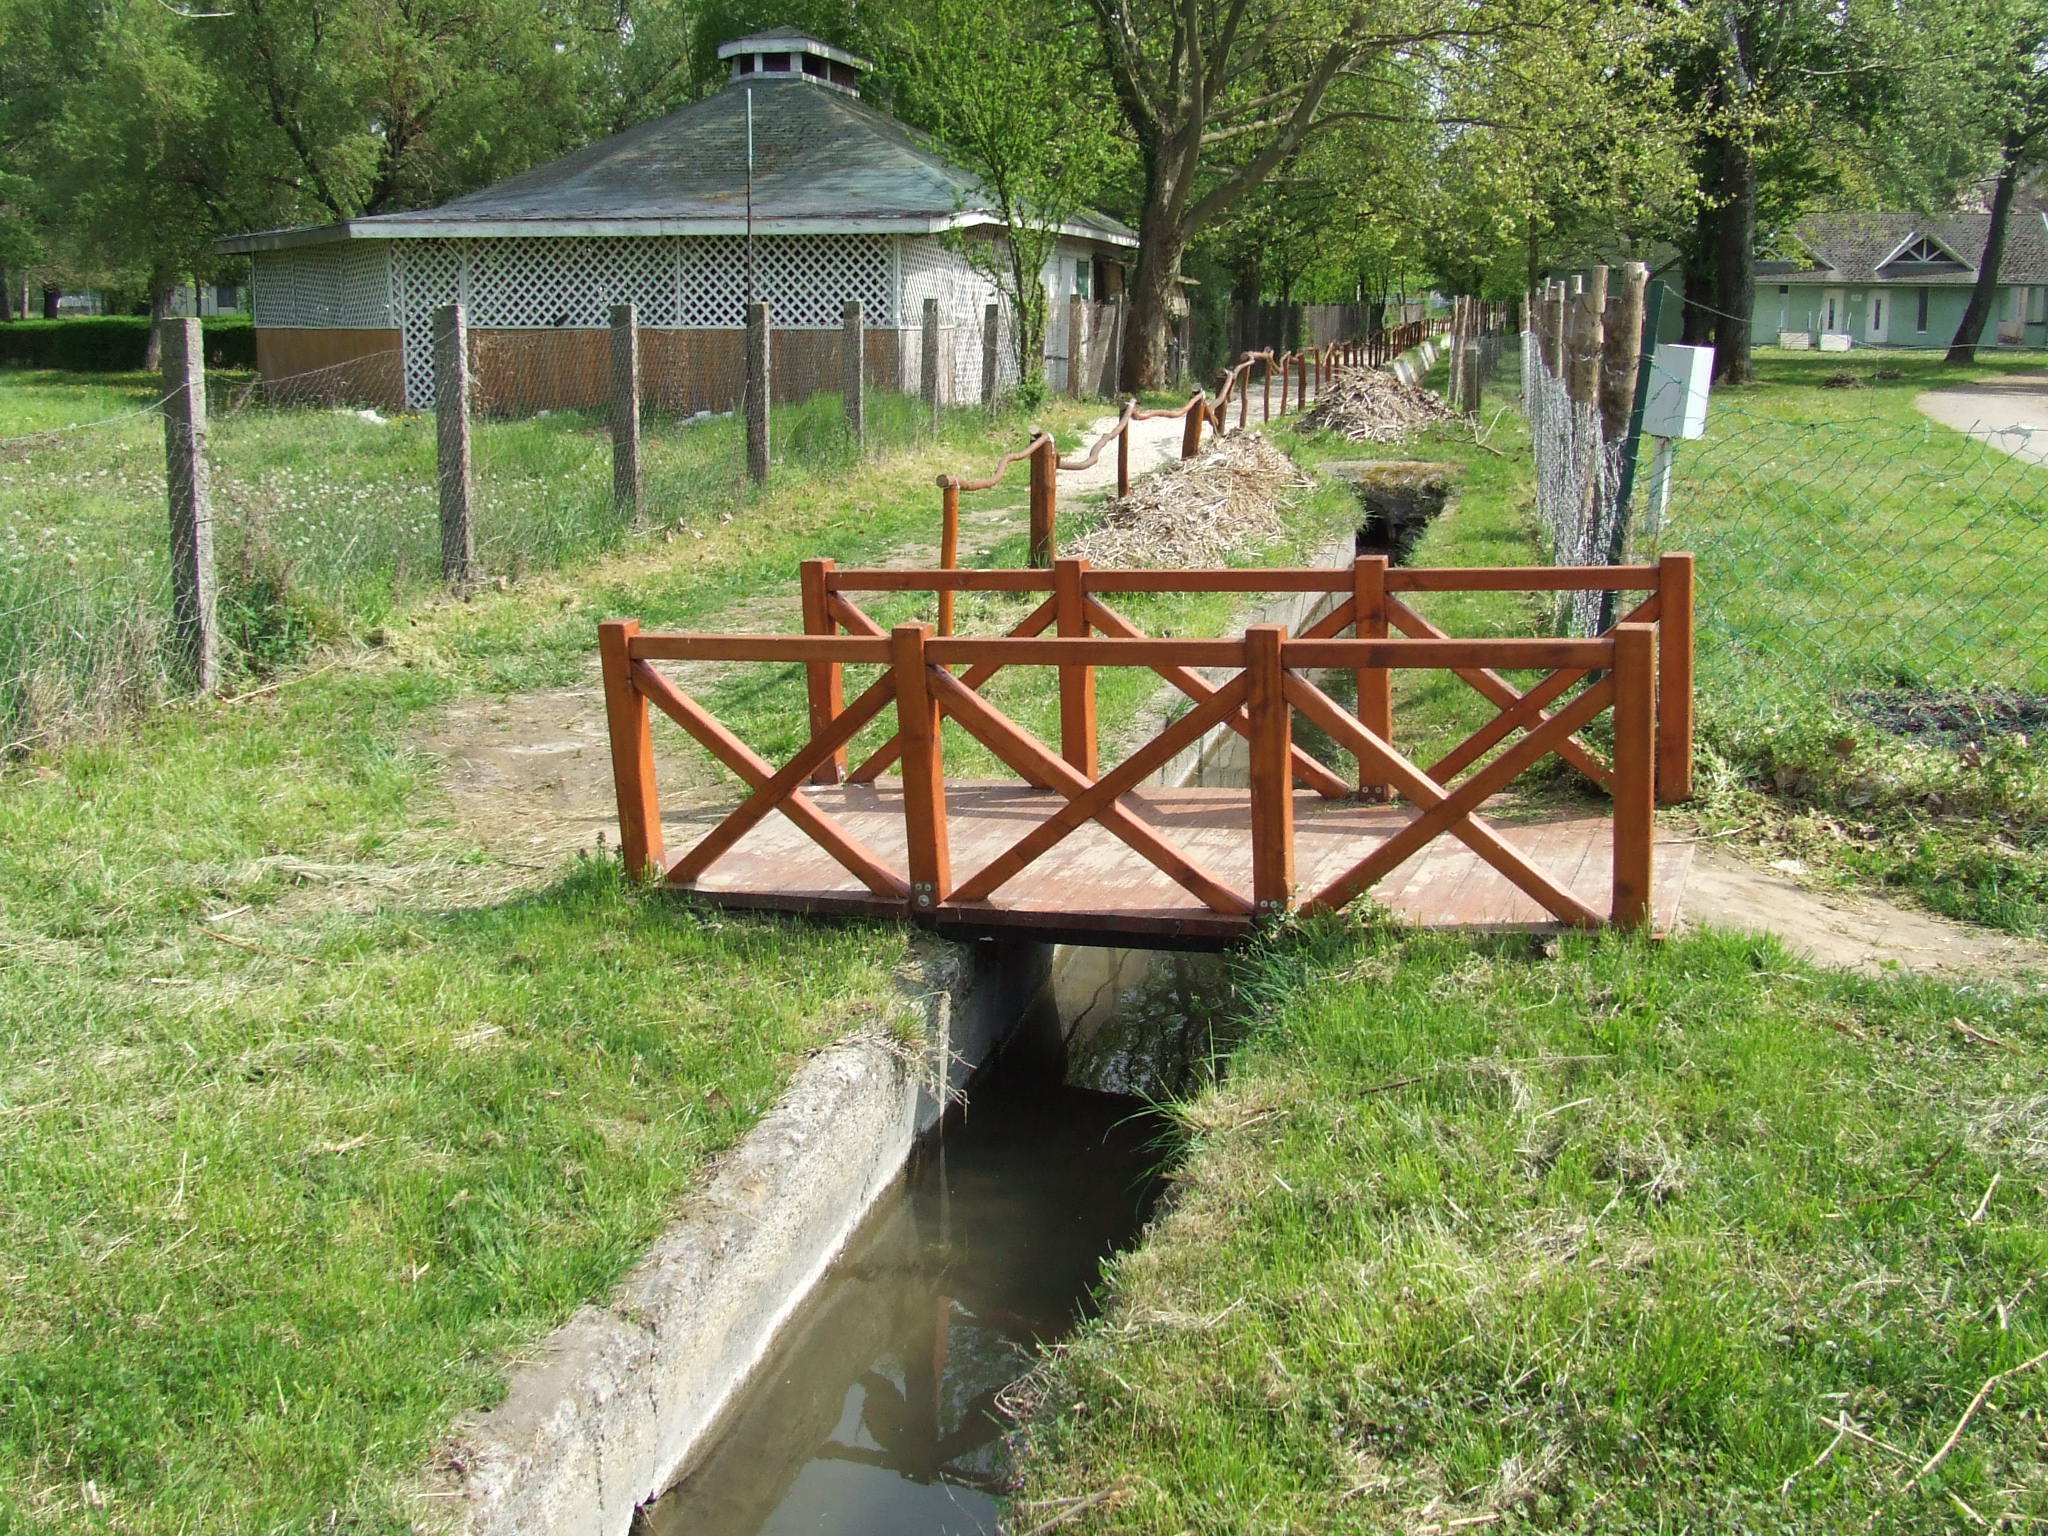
(1753, 210), (2048, 350)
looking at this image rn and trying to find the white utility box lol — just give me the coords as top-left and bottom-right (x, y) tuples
(1642, 343), (1713, 440)
(1778, 330), (1812, 350)
(1818, 333), (1852, 352)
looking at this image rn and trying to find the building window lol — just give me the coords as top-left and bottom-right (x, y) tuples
(1917, 289), (1929, 332)
(1896, 235), (1948, 264)
(1778, 284), (1789, 294)
(2032, 286), (2047, 323)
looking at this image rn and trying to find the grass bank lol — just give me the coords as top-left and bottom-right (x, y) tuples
(1017, 917), (2048, 1532)
(1651, 348), (2048, 935)
(0, 384), (1366, 1531)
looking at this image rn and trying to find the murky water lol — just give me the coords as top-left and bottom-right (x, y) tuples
(635, 1063), (1166, 1536)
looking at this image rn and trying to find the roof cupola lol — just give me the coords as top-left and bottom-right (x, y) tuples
(716, 29), (871, 96)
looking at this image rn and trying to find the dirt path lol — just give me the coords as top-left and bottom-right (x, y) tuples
(1914, 372), (2048, 466)
(1679, 844), (2048, 985)
(1060, 409), (1190, 495)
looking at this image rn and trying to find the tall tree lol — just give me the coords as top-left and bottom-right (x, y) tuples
(1945, 0), (2048, 362)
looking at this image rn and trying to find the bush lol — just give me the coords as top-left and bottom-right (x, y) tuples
(0, 316), (256, 372)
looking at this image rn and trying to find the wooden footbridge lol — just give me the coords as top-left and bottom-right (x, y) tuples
(598, 555), (1695, 946)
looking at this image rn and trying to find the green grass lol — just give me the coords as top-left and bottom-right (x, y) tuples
(0, 375), (1367, 1532)
(1646, 349), (2048, 935)
(1017, 916), (2048, 1532)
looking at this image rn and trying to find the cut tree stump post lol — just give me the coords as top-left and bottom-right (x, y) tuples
(159, 318), (218, 692)
(1600, 261), (1649, 444)
(610, 303), (641, 520)
(1068, 296), (1088, 397)
(921, 295), (941, 429)
(842, 299), (865, 444)
(981, 302), (1000, 406)
(433, 302), (478, 589)
(746, 300), (771, 483)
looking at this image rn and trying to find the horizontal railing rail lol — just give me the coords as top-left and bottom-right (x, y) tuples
(599, 553), (1693, 935)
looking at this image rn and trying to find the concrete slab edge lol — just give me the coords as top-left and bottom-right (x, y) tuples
(422, 939), (1050, 1536)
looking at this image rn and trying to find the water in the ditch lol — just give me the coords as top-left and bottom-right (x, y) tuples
(632, 1048), (1173, 1536)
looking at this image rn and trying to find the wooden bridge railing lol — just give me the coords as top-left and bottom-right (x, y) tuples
(598, 553), (1693, 933)
(934, 319), (1439, 583)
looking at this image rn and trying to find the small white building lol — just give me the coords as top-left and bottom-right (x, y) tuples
(217, 29), (1137, 412)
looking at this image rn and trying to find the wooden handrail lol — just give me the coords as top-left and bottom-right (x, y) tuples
(599, 552), (1694, 936)
(823, 563), (1669, 595)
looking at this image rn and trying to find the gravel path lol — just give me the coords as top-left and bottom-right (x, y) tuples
(1914, 371), (2048, 465)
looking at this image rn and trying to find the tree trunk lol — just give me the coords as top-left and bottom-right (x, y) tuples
(143, 273), (177, 371)
(1713, 136), (1756, 383)
(1949, 128), (2025, 364)
(41, 286), (60, 320)
(1680, 193), (1718, 346)
(1121, 220), (1187, 393)
(0, 271), (12, 323)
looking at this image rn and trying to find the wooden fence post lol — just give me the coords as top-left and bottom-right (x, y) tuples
(1600, 261), (1649, 445)
(1570, 268), (1607, 409)
(433, 302), (478, 588)
(610, 302), (641, 520)
(981, 301), (1000, 405)
(938, 477), (961, 635)
(1237, 364), (1249, 429)
(1353, 554), (1391, 798)
(159, 317), (218, 692)
(1068, 296), (1088, 397)
(892, 623), (950, 911)
(1297, 350), (1309, 409)
(1028, 431), (1057, 566)
(598, 618), (664, 880)
(1610, 621), (1655, 930)
(1247, 625), (1294, 913)
(746, 299), (771, 483)
(842, 298), (865, 444)
(1053, 557), (1097, 778)
(1657, 552), (1694, 805)
(1461, 336), (1482, 415)
(1262, 353), (1272, 421)
(1180, 393), (1205, 458)
(921, 295), (941, 430)
(1278, 353), (1290, 414)
(1116, 409), (1131, 497)
(799, 558), (845, 784)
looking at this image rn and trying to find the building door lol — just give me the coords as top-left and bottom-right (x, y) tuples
(1867, 291), (1887, 344)
(1823, 289), (1844, 332)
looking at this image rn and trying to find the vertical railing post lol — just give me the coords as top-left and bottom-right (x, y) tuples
(610, 302), (641, 520)
(598, 619), (664, 881)
(433, 302), (478, 589)
(892, 623), (950, 912)
(1297, 351), (1308, 409)
(1278, 353), (1290, 414)
(842, 298), (865, 445)
(1657, 553), (1695, 804)
(745, 299), (771, 483)
(1610, 623), (1655, 930)
(160, 317), (218, 693)
(938, 477), (961, 635)
(1354, 555), (1391, 799)
(1028, 432), (1057, 566)
(799, 558), (846, 784)
(1247, 625), (1295, 914)
(1262, 353), (1272, 421)
(981, 301), (1000, 406)
(1237, 364), (1249, 429)
(1053, 557), (1098, 778)
(921, 294), (942, 430)
(1180, 393), (1204, 459)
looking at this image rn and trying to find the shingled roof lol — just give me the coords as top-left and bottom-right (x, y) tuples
(1773, 210), (2048, 287)
(221, 62), (1137, 254)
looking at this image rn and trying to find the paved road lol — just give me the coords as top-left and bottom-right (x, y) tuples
(1914, 371), (2048, 465)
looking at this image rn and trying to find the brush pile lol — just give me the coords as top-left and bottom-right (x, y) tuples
(1296, 367), (1459, 444)
(1069, 431), (1310, 567)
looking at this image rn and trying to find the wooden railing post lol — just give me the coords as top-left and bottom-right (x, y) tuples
(1116, 411), (1131, 497)
(1278, 353), (1290, 414)
(1237, 365), (1249, 428)
(1297, 351), (1309, 409)
(598, 619), (664, 881)
(938, 478), (961, 635)
(1354, 555), (1391, 799)
(1054, 557), (1098, 778)
(1657, 552), (1695, 804)
(1262, 353), (1272, 421)
(1247, 625), (1295, 914)
(1028, 432), (1057, 566)
(892, 623), (951, 912)
(799, 558), (846, 784)
(1180, 392), (1204, 458)
(1611, 622), (1655, 930)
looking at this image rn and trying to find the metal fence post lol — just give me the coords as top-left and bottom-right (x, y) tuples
(433, 302), (478, 589)
(842, 298), (865, 445)
(746, 299), (771, 483)
(981, 301), (1000, 406)
(160, 318), (218, 692)
(921, 295), (941, 429)
(610, 302), (641, 519)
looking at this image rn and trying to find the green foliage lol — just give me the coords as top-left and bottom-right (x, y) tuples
(0, 316), (253, 372)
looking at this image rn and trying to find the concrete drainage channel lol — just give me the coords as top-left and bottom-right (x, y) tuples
(433, 398), (1448, 1536)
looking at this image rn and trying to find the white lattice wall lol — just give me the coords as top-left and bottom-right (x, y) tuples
(894, 235), (1091, 405)
(251, 244), (394, 328)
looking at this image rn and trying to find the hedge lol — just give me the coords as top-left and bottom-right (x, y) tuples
(0, 316), (258, 372)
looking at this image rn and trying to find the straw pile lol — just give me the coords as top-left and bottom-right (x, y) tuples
(1069, 432), (1311, 567)
(1297, 367), (1459, 443)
